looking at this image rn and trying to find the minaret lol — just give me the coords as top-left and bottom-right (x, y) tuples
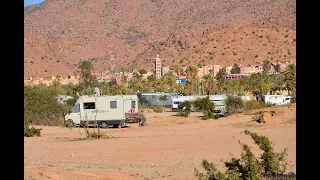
(155, 54), (161, 79)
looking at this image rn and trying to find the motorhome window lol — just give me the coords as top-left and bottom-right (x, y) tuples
(152, 95), (155, 99)
(84, 102), (95, 109)
(213, 100), (225, 106)
(71, 104), (80, 113)
(110, 101), (117, 109)
(131, 101), (136, 108)
(269, 97), (273, 99)
(174, 101), (180, 104)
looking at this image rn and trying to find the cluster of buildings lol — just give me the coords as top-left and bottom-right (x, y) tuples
(24, 54), (293, 86)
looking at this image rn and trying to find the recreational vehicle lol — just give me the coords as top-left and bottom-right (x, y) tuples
(209, 94), (227, 116)
(172, 94), (228, 116)
(263, 95), (291, 105)
(65, 95), (140, 128)
(171, 95), (206, 111)
(57, 95), (74, 105)
(137, 92), (181, 108)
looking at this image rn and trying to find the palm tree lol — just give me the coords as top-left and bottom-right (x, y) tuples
(173, 65), (181, 89)
(147, 74), (156, 88)
(111, 83), (128, 95)
(155, 77), (167, 92)
(262, 59), (272, 74)
(283, 64), (296, 95)
(186, 66), (199, 94)
(202, 73), (216, 95)
(128, 77), (141, 94)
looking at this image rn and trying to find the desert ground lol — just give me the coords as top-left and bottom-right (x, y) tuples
(24, 103), (296, 180)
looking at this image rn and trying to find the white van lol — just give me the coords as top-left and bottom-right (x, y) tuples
(209, 94), (227, 116)
(65, 95), (139, 128)
(264, 95), (291, 105)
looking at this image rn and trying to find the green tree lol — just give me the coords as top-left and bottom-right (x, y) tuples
(203, 73), (216, 95)
(186, 66), (200, 95)
(173, 65), (182, 89)
(111, 83), (128, 95)
(139, 69), (147, 74)
(283, 64), (296, 96)
(262, 59), (272, 74)
(78, 61), (97, 89)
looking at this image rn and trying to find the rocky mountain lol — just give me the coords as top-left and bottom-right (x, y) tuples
(24, 0), (296, 78)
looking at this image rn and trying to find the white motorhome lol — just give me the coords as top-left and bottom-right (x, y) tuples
(171, 95), (206, 111)
(65, 95), (139, 128)
(209, 94), (227, 116)
(263, 95), (291, 105)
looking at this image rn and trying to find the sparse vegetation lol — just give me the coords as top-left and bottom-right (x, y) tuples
(160, 95), (169, 101)
(176, 101), (192, 117)
(152, 105), (165, 113)
(194, 130), (294, 180)
(224, 95), (245, 114)
(244, 100), (267, 111)
(193, 96), (216, 120)
(24, 121), (42, 137)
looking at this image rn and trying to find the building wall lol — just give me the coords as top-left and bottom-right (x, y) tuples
(161, 66), (170, 76)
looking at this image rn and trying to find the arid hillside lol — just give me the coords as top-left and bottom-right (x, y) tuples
(24, 0), (296, 78)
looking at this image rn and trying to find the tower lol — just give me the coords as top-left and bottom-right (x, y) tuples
(155, 54), (161, 79)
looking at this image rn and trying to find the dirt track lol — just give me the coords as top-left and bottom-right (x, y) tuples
(24, 104), (296, 180)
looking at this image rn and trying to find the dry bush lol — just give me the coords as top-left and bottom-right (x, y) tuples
(194, 130), (294, 180)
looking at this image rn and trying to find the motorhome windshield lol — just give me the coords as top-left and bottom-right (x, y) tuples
(71, 104), (80, 113)
(212, 100), (225, 106)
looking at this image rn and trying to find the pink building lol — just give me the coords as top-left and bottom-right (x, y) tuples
(155, 54), (161, 79)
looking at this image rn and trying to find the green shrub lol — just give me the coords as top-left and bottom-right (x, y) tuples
(24, 122), (42, 137)
(139, 113), (147, 126)
(152, 105), (164, 113)
(244, 100), (267, 111)
(225, 95), (245, 114)
(193, 96), (216, 120)
(194, 130), (294, 180)
(24, 85), (68, 125)
(159, 95), (169, 101)
(202, 110), (214, 120)
(176, 101), (192, 117)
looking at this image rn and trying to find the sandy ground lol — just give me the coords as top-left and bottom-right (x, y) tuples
(24, 104), (296, 180)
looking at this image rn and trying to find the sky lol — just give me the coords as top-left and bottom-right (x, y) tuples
(24, 0), (44, 7)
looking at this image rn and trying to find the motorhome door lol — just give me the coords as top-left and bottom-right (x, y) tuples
(124, 99), (137, 113)
(68, 103), (81, 124)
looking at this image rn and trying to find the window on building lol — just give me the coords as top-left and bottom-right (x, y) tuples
(84, 102), (95, 109)
(131, 101), (136, 108)
(110, 101), (117, 109)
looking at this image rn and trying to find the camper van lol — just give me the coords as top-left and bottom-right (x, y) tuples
(263, 95), (291, 105)
(209, 94), (227, 116)
(65, 95), (139, 128)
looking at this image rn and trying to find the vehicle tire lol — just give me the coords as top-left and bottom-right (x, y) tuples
(101, 122), (108, 129)
(66, 120), (75, 128)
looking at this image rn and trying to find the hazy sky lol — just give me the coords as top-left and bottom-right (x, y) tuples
(24, 0), (44, 7)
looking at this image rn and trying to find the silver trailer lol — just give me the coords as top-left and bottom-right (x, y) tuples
(137, 92), (181, 108)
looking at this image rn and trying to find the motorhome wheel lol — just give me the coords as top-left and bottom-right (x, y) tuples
(66, 120), (75, 128)
(101, 122), (108, 129)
